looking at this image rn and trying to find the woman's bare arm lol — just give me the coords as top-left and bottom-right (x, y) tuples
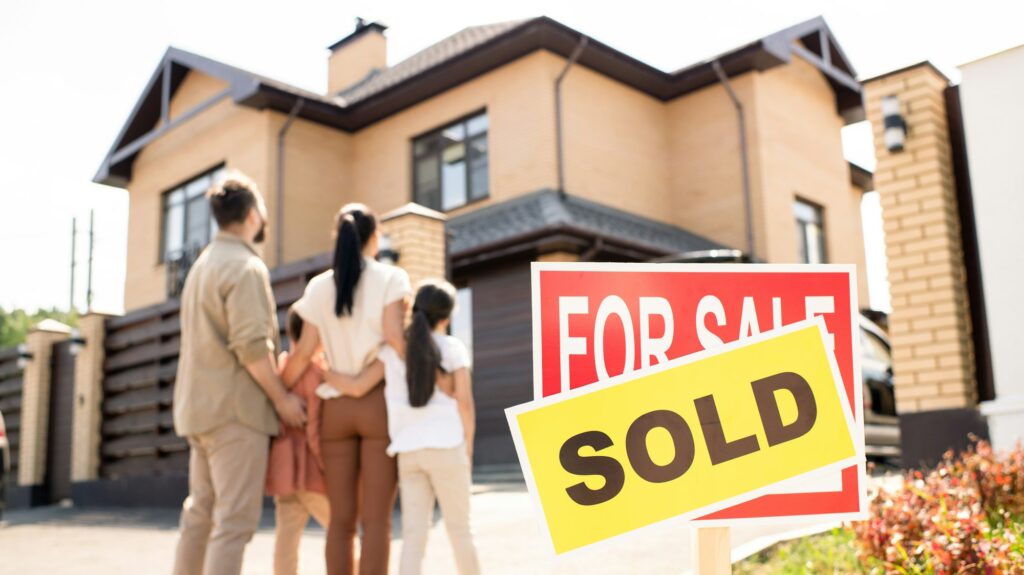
(383, 298), (408, 358)
(280, 321), (320, 387)
(453, 367), (476, 461)
(324, 360), (385, 398)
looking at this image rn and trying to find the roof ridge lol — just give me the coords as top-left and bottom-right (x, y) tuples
(668, 15), (834, 75)
(335, 18), (535, 102)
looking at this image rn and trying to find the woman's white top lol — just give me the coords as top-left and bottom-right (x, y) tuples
(293, 257), (411, 379)
(379, 333), (471, 456)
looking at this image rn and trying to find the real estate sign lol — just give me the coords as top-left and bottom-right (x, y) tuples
(528, 262), (867, 523)
(507, 319), (861, 554)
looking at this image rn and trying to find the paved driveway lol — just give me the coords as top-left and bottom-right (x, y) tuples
(0, 479), (850, 574)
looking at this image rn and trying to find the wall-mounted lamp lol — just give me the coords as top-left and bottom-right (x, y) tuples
(16, 343), (33, 370)
(377, 234), (401, 266)
(69, 329), (87, 357)
(882, 95), (907, 153)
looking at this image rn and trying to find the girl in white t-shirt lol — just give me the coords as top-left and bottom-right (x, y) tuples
(325, 280), (480, 575)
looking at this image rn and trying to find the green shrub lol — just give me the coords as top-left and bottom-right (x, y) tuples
(734, 527), (862, 574)
(852, 440), (1024, 573)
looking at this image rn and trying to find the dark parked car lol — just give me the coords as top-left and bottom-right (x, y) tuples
(860, 316), (900, 460)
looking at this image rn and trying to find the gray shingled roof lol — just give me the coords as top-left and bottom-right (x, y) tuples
(335, 20), (528, 106)
(447, 189), (728, 257)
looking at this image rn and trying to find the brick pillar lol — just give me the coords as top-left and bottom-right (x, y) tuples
(18, 320), (71, 486)
(71, 313), (112, 482)
(865, 63), (982, 464)
(380, 203), (447, 287)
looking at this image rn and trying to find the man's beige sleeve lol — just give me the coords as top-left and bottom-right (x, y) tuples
(225, 261), (276, 366)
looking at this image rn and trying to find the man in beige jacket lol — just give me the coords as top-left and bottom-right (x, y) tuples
(172, 172), (306, 575)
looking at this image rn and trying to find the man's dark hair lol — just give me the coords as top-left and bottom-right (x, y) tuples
(286, 306), (304, 343)
(207, 172), (260, 228)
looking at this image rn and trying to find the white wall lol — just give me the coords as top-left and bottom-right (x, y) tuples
(959, 44), (1024, 451)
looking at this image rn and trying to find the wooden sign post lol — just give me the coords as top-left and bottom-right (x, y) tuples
(693, 527), (731, 574)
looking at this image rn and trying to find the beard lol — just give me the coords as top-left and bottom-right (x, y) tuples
(253, 222), (266, 244)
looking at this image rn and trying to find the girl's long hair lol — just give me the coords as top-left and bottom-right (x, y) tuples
(332, 204), (377, 317)
(406, 280), (457, 408)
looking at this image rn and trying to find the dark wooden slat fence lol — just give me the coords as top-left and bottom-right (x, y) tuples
(99, 253), (329, 480)
(0, 346), (23, 481)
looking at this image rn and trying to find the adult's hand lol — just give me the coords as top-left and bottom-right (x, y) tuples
(245, 352), (306, 427)
(275, 392), (307, 428)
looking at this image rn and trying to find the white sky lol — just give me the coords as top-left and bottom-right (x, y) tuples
(2, 0), (1023, 313)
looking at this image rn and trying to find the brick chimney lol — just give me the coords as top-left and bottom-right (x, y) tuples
(327, 17), (387, 94)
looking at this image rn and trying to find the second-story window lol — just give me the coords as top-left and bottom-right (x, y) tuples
(794, 197), (826, 264)
(161, 165), (226, 263)
(413, 111), (489, 212)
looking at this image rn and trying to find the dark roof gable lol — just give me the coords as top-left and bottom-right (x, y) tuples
(96, 16), (862, 187)
(93, 46), (344, 187)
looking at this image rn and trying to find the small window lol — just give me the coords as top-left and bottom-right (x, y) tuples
(161, 166), (226, 262)
(794, 198), (826, 264)
(413, 112), (489, 212)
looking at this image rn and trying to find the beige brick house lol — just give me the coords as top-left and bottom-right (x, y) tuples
(96, 16), (872, 463)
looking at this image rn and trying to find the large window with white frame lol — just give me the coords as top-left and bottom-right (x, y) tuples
(794, 197), (827, 264)
(412, 111), (489, 212)
(160, 165), (226, 262)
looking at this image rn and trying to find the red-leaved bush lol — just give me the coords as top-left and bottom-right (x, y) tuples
(852, 440), (1024, 574)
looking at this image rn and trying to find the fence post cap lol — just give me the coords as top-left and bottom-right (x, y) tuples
(29, 319), (73, 335)
(381, 203), (447, 223)
(81, 310), (121, 320)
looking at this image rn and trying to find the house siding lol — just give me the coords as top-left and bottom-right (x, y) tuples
(560, 57), (674, 225)
(666, 72), (759, 255)
(754, 56), (870, 305)
(126, 70), (274, 311)
(121, 51), (868, 313)
(347, 51), (559, 217)
(272, 114), (352, 266)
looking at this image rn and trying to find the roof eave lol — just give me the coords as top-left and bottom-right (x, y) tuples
(333, 15), (863, 130)
(849, 162), (874, 191)
(761, 16), (864, 123)
(235, 83), (349, 129)
(96, 16), (866, 187)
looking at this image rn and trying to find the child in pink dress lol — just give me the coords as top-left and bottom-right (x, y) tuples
(266, 306), (329, 575)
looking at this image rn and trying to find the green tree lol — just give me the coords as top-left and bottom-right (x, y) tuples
(0, 307), (79, 348)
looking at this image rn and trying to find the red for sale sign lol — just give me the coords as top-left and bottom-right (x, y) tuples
(531, 262), (867, 522)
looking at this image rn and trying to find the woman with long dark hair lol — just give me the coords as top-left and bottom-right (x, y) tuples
(282, 203), (409, 575)
(327, 280), (480, 575)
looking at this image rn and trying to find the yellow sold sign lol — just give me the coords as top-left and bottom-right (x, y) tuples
(506, 318), (861, 555)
